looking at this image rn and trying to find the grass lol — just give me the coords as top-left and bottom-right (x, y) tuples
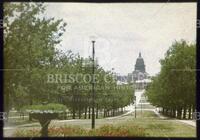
(4, 117), (37, 127)
(5, 111), (196, 137)
(126, 118), (196, 137)
(121, 111), (196, 137)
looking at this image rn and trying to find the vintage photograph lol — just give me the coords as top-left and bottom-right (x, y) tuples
(3, 2), (196, 137)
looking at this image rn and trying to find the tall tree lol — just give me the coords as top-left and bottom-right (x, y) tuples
(4, 2), (66, 113)
(146, 40), (196, 119)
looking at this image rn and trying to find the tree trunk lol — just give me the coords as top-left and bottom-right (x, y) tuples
(172, 109), (176, 118)
(29, 113), (32, 121)
(96, 105), (98, 119)
(170, 109), (173, 117)
(88, 107), (91, 119)
(64, 111), (66, 119)
(162, 108), (165, 115)
(72, 107), (75, 119)
(112, 109), (114, 116)
(192, 105), (195, 119)
(103, 109), (106, 118)
(78, 107), (81, 119)
(166, 108), (169, 116)
(177, 108), (182, 119)
(84, 107), (87, 119)
(5, 92), (9, 122)
(183, 105), (186, 119)
(188, 105), (192, 119)
(192, 105), (195, 115)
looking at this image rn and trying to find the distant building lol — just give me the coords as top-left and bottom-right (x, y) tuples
(127, 52), (149, 82)
(114, 73), (128, 85)
(128, 52), (151, 89)
(114, 52), (151, 87)
(135, 52), (146, 73)
(135, 79), (151, 90)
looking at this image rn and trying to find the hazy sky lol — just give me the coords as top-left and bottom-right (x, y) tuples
(45, 3), (196, 76)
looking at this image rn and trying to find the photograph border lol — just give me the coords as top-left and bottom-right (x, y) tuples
(0, 0), (199, 140)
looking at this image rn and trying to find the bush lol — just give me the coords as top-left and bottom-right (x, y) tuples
(89, 124), (146, 136)
(14, 124), (146, 137)
(15, 128), (40, 137)
(22, 103), (67, 112)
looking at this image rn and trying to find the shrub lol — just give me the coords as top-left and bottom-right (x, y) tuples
(22, 103), (66, 112)
(14, 128), (40, 137)
(14, 124), (146, 137)
(88, 124), (146, 136)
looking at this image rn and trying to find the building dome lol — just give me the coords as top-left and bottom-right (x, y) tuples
(135, 52), (145, 72)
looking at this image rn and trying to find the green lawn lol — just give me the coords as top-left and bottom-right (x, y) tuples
(123, 111), (196, 137)
(5, 111), (196, 137)
(101, 111), (196, 137)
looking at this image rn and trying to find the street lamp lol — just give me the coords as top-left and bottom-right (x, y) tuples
(91, 37), (96, 129)
(82, 36), (97, 129)
(134, 95), (136, 118)
(141, 95), (142, 116)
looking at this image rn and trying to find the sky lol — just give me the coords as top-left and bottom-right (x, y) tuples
(44, 3), (196, 76)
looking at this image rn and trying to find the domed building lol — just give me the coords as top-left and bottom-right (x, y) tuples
(127, 52), (150, 83)
(135, 52), (145, 73)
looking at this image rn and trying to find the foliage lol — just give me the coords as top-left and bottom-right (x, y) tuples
(4, 2), (66, 111)
(11, 110), (196, 137)
(4, 2), (134, 119)
(146, 40), (196, 119)
(22, 103), (66, 112)
(14, 124), (146, 137)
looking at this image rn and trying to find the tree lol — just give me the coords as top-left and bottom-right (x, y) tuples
(146, 40), (196, 119)
(4, 3), (135, 120)
(4, 2), (66, 113)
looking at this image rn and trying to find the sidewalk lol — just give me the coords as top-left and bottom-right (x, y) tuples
(154, 109), (196, 127)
